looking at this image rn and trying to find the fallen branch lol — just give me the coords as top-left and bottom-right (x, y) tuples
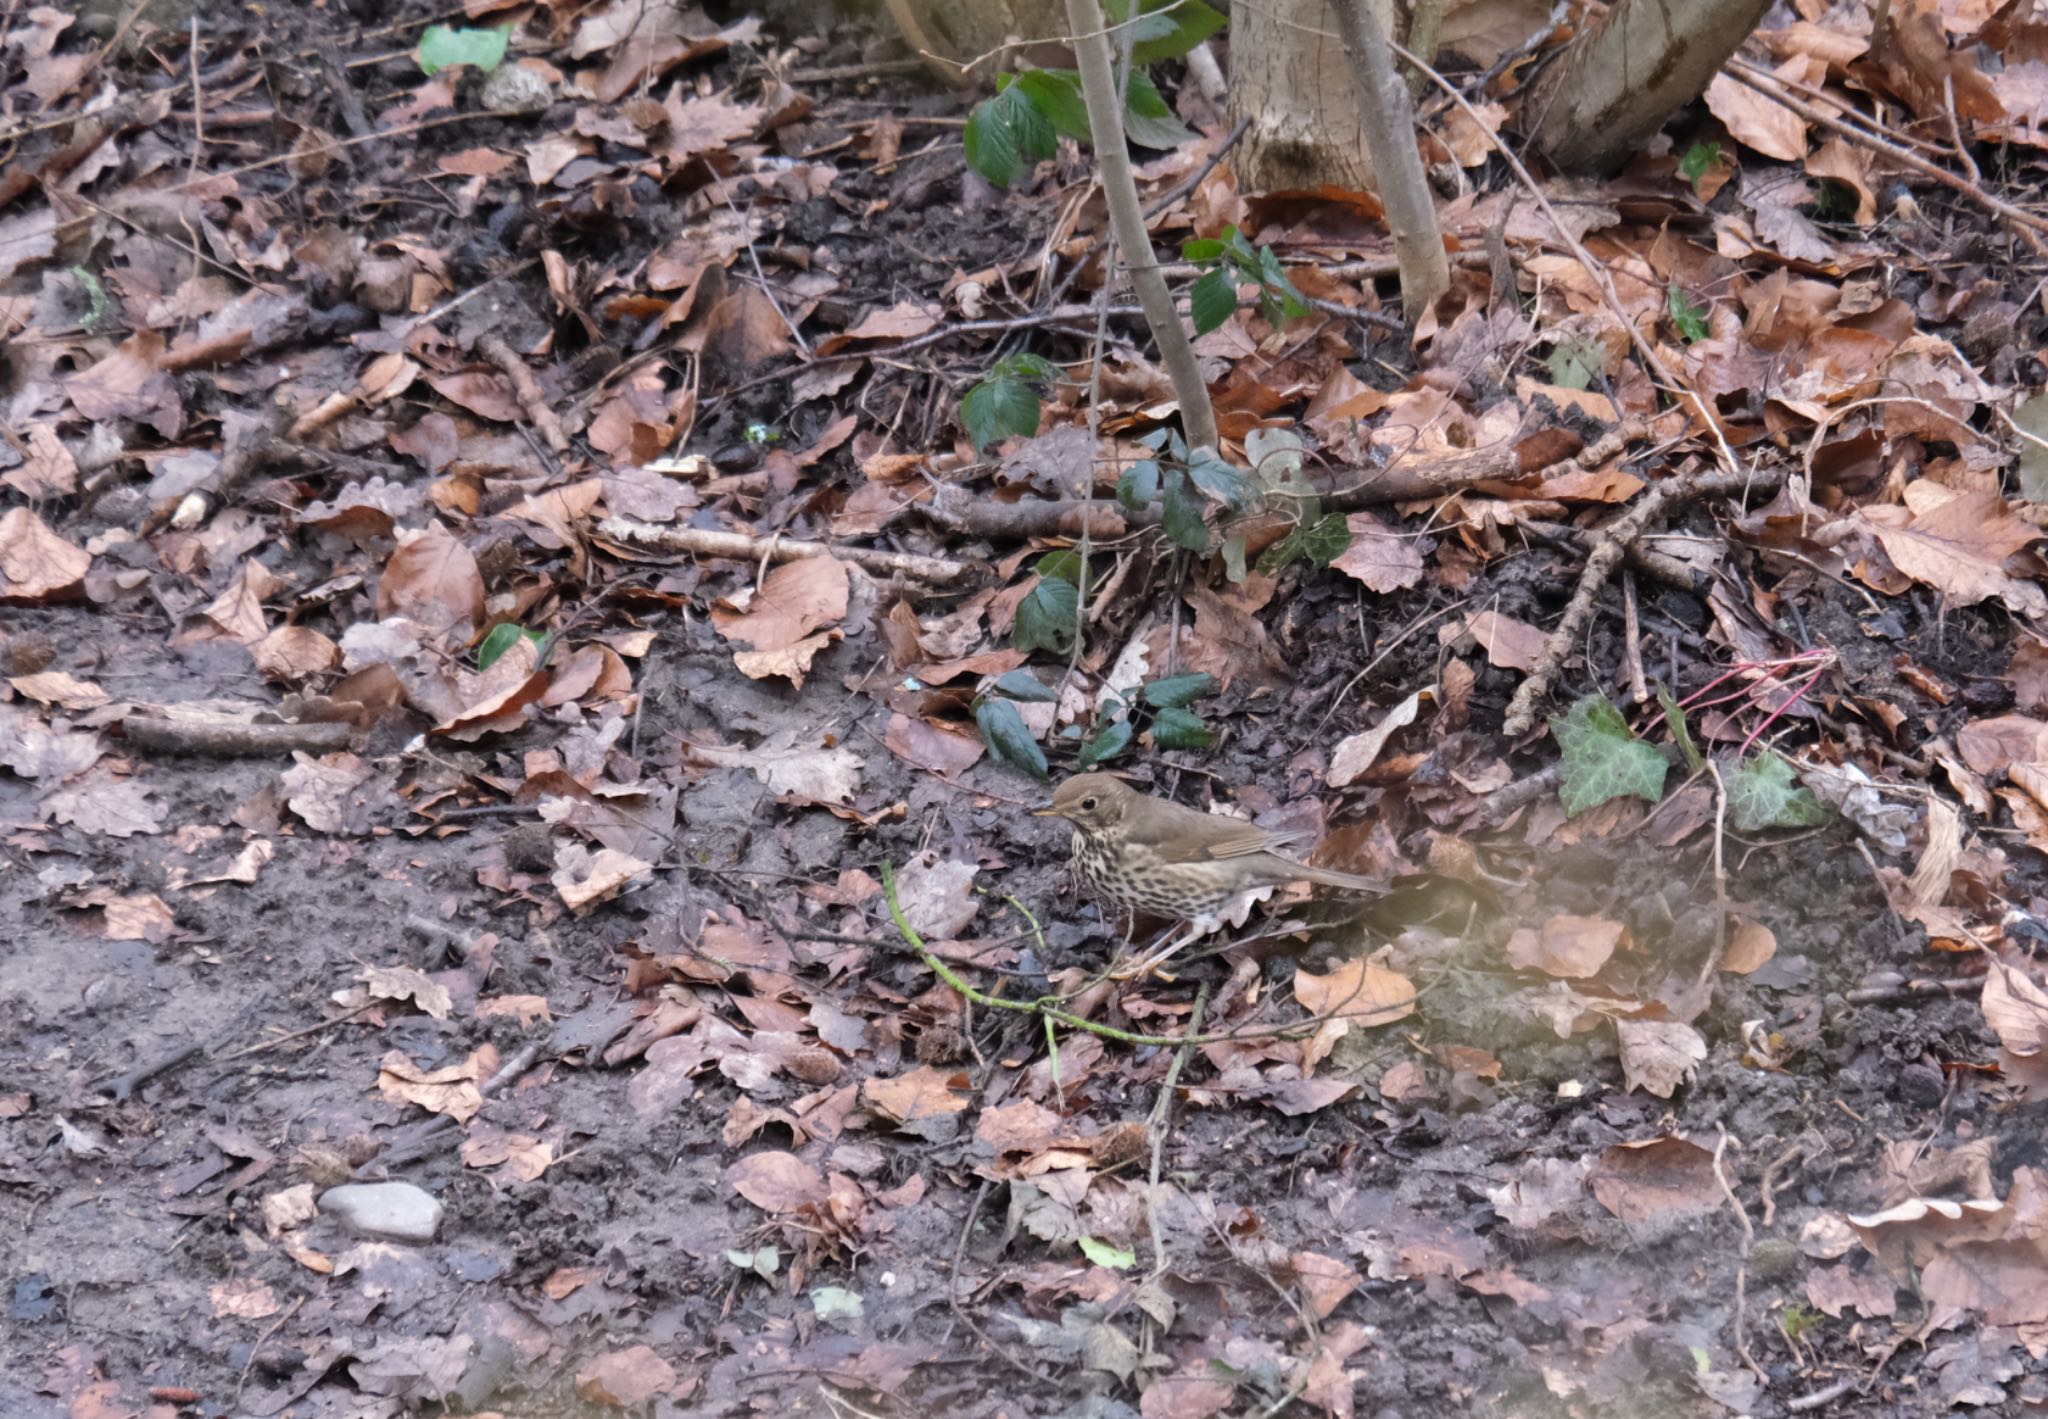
(121, 706), (355, 758)
(1500, 468), (1705, 735)
(595, 516), (975, 584)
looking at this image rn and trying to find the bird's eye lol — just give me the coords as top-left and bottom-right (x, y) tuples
(1080, 796), (1098, 811)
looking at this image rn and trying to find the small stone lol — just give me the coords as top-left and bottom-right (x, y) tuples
(1898, 1062), (1946, 1109)
(319, 1181), (444, 1243)
(1751, 1236), (1801, 1282)
(480, 64), (553, 116)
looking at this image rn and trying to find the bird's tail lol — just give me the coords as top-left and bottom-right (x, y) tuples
(1291, 862), (1382, 894)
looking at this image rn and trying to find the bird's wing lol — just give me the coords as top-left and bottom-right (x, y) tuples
(1142, 801), (1299, 863)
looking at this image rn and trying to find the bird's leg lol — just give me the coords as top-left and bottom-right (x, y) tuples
(1113, 914), (1221, 980)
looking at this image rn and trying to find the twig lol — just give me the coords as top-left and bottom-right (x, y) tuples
(99, 1042), (204, 1103)
(477, 334), (571, 456)
(1787, 1376), (1859, 1412)
(948, 1181), (1046, 1382)
(234, 1295), (304, 1411)
(1710, 1125), (1769, 1388)
(1145, 983), (1209, 1277)
(1722, 58), (2048, 250)
(212, 1004), (376, 1064)
(1621, 571), (1647, 705)
(596, 516), (974, 584)
(1063, 0), (1217, 449)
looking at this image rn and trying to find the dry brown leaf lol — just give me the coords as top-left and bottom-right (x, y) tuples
(375, 523), (485, 639)
(0, 508), (92, 603)
(376, 1048), (486, 1121)
(726, 1150), (828, 1213)
(1704, 68), (1807, 160)
(863, 1065), (970, 1126)
(1616, 1019), (1708, 1097)
(1330, 510), (1425, 593)
(1506, 914), (1627, 978)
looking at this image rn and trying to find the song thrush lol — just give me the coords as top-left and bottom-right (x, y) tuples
(1033, 773), (1380, 972)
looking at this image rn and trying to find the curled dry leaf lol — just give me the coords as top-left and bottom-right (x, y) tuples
(374, 522), (485, 640)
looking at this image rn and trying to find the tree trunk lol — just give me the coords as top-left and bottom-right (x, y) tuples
(1523, 0), (1773, 174)
(881, 0), (1065, 83)
(1227, 0), (1374, 192)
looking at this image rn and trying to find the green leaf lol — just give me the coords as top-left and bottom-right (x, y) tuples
(1078, 1235), (1138, 1270)
(1185, 447), (1252, 508)
(1667, 286), (1710, 344)
(1297, 511), (1352, 566)
(994, 669), (1058, 702)
(1551, 695), (1669, 816)
(2016, 395), (2048, 502)
(1657, 684), (1703, 773)
(1253, 511), (1351, 573)
(1143, 672), (1215, 708)
(1117, 458), (1160, 510)
(961, 377), (1041, 453)
(476, 622), (543, 669)
(964, 81), (1056, 186)
(1014, 575), (1081, 655)
(1182, 236), (1227, 264)
(1121, 71), (1195, 150)
(1127, 0), (1225, 64)
(727, 1245), (779, 1278)
(1190, 267), (1237, 334)
(418, 23), (509, 75)
(1677, 139), (1721, 187)
(1013, 68), (1093, 141)
(995, 351), (1060, 384)
(1077, 717), (1134, 768)
(1726, 753), (1828, 832)
(1150, 706), (1212, 749)
(1220, 529), (1249, 584)
(1035, 548), (1088, 586)
(976, 697), (1050, 779)
(1160, 469), (1211, 552)
(810, 1286), (864, 1324)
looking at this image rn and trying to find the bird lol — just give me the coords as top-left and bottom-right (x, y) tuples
(1032, 772), (1381, 974)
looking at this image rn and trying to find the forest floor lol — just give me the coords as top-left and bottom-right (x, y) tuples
(5, 0), (2048, 1416)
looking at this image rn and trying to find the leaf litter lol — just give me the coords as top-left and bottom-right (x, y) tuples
(3, 0), (2048, 1413)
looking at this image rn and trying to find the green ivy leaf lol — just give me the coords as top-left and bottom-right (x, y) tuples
(1150, 706), (1212, 749)
(1190, 267), (1237, 334)
(994, 669), (1058, 702)
(1185, 447), (1252, 509)
(1726, 753), (1828, 832)
(1667, 286), (1710, 344)
(1160, 469), (1211, 552)
(418, 23), (509, 74)
(961, 378), (1041, 453)
(1078, 1235), (1138, 1270)
(976, 697), (1050, 779)
(1013, 68), (1092, 141)
(1182, 236), (1227, 263)
(1077, 716), (1134, 768)
(1551, 695), (1669, 816)
(1014, 575), (1081, 654)
(476, 622), (544, 669)
(1297, 511), (1352, 566)
(1143, 672), (1215, 708)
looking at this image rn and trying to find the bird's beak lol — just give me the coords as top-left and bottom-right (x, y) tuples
(1031, 802), (1061, 817)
